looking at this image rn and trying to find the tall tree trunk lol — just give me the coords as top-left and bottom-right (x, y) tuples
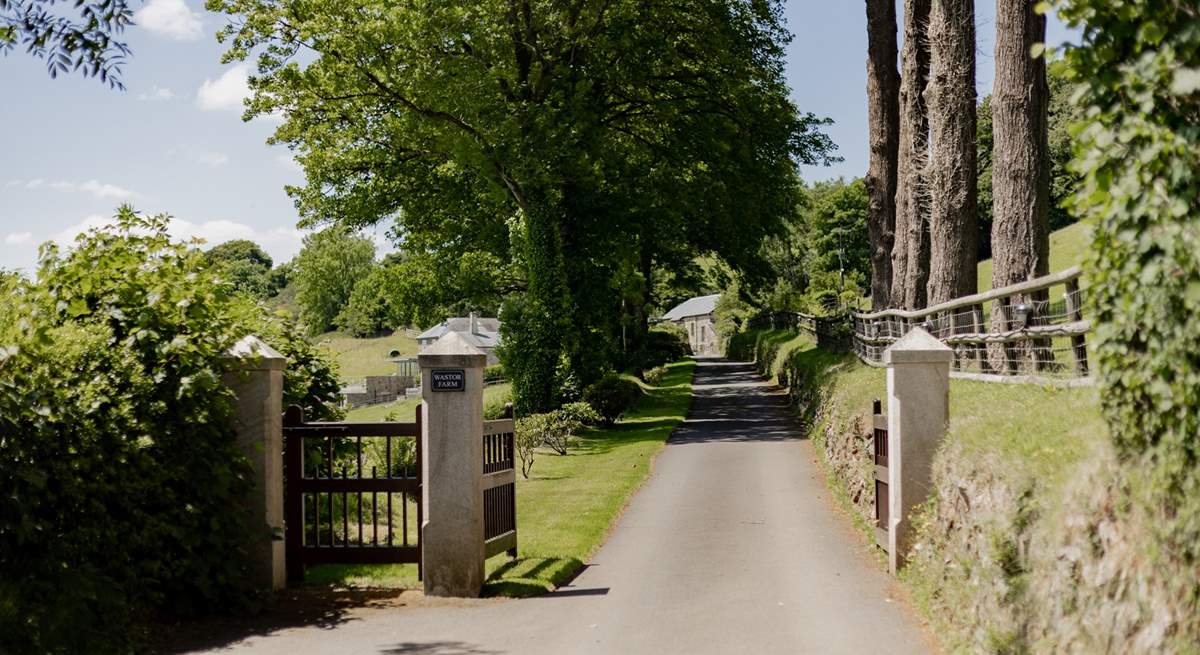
(990, 0), (1050, 371)
(925, 0), (978, 306)
(891, 0), (932, 309)
(991, 1), (1048, 285)
(865, 0), (900, 310)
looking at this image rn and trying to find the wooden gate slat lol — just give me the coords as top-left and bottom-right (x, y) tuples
(283, 405), (423, 584)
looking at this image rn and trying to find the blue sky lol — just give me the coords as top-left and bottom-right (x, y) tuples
(0, 0), (1075, 274)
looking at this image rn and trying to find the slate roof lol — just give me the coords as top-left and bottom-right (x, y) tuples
(661, 294), (720, 321)
(416, 317), (502, 348)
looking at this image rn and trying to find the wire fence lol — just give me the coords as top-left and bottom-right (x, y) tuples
(851, 267), (1092, 385)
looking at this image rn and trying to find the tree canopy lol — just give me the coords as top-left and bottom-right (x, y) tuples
(205, 239), (278, 299)
(208, 0), (836, 411)
(293, 227), (376, 335)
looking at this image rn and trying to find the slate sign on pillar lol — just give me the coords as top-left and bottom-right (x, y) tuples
(432, 368), (466, 392)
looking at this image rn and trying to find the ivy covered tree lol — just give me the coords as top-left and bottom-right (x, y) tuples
(207, 0), (835, 411)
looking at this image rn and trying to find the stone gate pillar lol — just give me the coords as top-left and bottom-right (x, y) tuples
(419, 332), (487, 597)
(884, 327), (952, 574)
(221, 335), (287, 591)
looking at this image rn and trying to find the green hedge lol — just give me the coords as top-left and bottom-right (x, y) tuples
(1056, 1), (1200, 643)
(0, 209), (341, 653)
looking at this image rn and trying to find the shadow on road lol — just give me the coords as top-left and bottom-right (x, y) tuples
(153, 587), (415, 654)
(380, 642), (499, 655)
(669, 360), (802, 444)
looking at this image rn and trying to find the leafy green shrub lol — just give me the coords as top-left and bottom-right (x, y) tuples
(0, 208), (341, 654)
(642, 365), (667, 386)
(484, 364), (506, 383)
(582, 374), (641, 426)
(1052, 1), (1200, 643)
(514, 413), (549, 478)
(558, 401), (602, 428)
(515, 403), (598, 458)
(628, 327), (691, 371)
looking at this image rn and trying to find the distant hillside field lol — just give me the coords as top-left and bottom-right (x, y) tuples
(317, 330), (419, 381)
(976, 220), (1093, 292)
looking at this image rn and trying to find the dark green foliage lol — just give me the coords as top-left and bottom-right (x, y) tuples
(756, 179), (870, 313)
(582, 375), (641, 426)
(0, 208), (341, 653)
(207, 0), (835, 413)
(1055, 0), (1200, 636)
(293, 227), (376, 335)
(496, 295), (543, 417)
(1, 0), (134, 88)
(630, 327), (691, 372)
(484, 364), (505, 383)
(206, 239), (278, 299)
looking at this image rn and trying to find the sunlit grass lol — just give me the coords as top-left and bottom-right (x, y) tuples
(305, 361), (696, 596)
(977, 220), (1093, 292)
(315, 329), (419, 381)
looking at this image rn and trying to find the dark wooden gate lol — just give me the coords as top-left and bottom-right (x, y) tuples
(483, 413), (518, 559)
(872, 398), (889, 551)
(283, 405), (422, 583)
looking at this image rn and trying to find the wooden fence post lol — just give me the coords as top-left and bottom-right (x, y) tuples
(221, 335), (287, 591)
(1064, 279), (1089, 376)
(884, 327), (952, 575)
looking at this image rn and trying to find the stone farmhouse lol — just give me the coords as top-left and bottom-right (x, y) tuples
(662, 293), (720, 355)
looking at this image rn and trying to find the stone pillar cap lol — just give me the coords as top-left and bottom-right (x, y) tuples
(883, 326), (953, 365)
(223, 335), (286, 370)
(418, 332), (488, 368)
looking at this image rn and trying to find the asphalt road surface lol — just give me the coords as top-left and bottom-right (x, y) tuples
(187, 358), (933, 655)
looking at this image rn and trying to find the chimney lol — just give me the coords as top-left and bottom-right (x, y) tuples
(470, 311), (479, 335)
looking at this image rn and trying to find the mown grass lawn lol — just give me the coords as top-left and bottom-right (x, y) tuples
(306, 359), (696, 596)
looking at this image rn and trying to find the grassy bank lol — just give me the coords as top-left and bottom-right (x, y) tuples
(728, 328), (1127, 652)
(316, 329), (418, 380)
(976, 219), (1093, 292)
(307, 359), (695, 596)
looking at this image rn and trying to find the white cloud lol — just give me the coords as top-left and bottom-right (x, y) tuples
(197, 65), (251, 112)
(196, 151), (229, 167)
(77, 180), (136, 200)
(52, 215), (115, 246)
(49, 215), (304, 265)
(12, 178), (137, 200)
(138, 86), (177, 101)
(3, 232), (33, 245)
(135, 0), (203, 41)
